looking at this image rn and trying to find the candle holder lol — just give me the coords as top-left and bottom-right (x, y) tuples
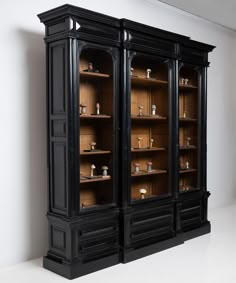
(184, 78), (189, 85)
(151, 104), (156, 116)
(96, 103), (100, 115)
(88, 62), (94, 72)
(133, 163), (140, 173)
(138, 105), (143, 116)
(90, 141), (96, 151)
(180, 78), (185, 85)
(137, 137), (143, 149)
(80, 103), (87, 115)
(101, 166), (109, 177)
(185, 137), (191, 147)
(183, 110), (187, 119)
(139, 188), (147, 199)
(90, 164), (96, 177)
(146, 161), (153, 172)
(149, 138), (154, 149)
(146, 69), (151, 79)
(130, 67), (134, 76)
(185, 161), (190, 170)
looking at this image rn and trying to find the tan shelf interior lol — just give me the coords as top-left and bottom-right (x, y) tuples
(80, 181), (113, 208)
(79, 48), (114, 208)
(131, 174), (168, 201)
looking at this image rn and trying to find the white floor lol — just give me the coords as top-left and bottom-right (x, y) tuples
(1, 204), (236, 283)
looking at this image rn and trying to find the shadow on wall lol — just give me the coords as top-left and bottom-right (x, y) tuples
(18, 29), (48, 261)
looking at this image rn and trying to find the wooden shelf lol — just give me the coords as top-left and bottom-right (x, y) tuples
(131, 115), (167, 121)
(179, 146), (197, 150)
(80, 71), (111, 78)
(179, 84), (198, 90)
(80, 114), (112, 119)
(80, 150), (111, 155)
(131, 169), (167, 177)
(132, 194), (159, 201)
(179, 117), (198, 123)
(179, 169), (197, 174)
(179, 187), (198, 193)
(80, 176), (111, 183)
(131, 76), (168, 87)
(131, 147), (166, 153)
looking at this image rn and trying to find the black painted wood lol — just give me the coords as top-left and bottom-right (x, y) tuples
(38, 4), (215, 279)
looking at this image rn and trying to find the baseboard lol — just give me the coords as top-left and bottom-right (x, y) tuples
(43, 253), (120, 280)
(181, 221), (211, 242)
(122, 236), (183, 263)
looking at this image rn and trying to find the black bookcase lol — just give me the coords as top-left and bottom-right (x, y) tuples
(38, 4), (215, 279)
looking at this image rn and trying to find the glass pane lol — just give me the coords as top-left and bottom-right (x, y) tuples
(178, 66), (200, 193)
(129, 55), (169, 202)
(79, 48), (114, 209)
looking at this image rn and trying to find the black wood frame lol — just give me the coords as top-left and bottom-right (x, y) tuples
(38, 4), (215, 279)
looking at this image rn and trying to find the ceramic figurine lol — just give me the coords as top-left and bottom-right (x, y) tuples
(180, 78), (185, 85)
(146, 161), (153, 172)
(101, 166), (108, 177)
(96, 103), (100, 115)
(137, 137), (143, 149)
(184, 78), (189, 85)
(90, 141), (96, 151)
(185, 161), (190, 169)
(90, 164), (96, 177)
(139, 188), (147, 199)
(81, 203), (85, 208)
(150, 138), (154, 148)
(151, 104), (156, 116)
(130, 67), (134, 76)
(146, 69), (151, 79)
(183, 110), (187, 119)
(80, 103), (87, 115)
(88, 62), (94, 72)
(185, 137), (191, 147)
(138, 105), (143, 116)
(133, 162), (140, 173)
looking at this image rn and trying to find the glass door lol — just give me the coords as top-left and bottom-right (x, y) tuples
(129, 53), (170, 202)
(178, 65), (200, 193)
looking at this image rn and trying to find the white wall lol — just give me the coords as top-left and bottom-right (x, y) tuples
(0, 0), (236, 268)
